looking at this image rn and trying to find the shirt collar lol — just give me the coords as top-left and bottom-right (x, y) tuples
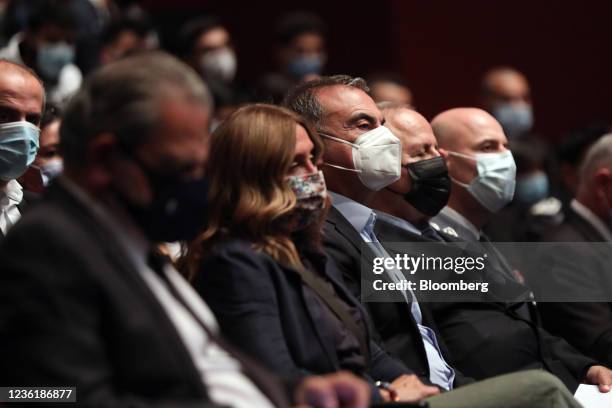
(374, 210), (422, 236)
(571, 199), (612, 241)
(439, 206), (480, 241)
(329, 191), (377, 235)
(1, 180), (23, 204)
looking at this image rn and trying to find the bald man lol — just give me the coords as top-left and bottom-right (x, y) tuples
(429, 107), (612, 393)
(480, 67), (533, 138)
(367, 103), (473, 389)
(0, 59), (44, 239)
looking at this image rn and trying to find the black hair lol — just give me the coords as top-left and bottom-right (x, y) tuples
(101, 17), (152, 47)
(28, 1), (77, 33)
(176, 16), (225, 58)
(275, 11), (325, 46)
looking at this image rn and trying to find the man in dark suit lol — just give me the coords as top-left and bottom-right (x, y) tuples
(0, 59), (44, 240)
(0, 52), (371, 408)
(536, 133), (612, 367)
(428, 107), (612, 392)
(284, 75), (584, 407)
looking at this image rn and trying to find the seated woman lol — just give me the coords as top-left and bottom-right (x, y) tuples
(182, 104), (436, 404)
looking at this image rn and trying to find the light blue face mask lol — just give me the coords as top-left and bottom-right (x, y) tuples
(515, 171), (549, 205)
(448, 150), (517, 213)
(287, 55), (324, 79)
(37, 42), (75, 80)
(492, 103), (534, 139)
(0, 121), (40, 181)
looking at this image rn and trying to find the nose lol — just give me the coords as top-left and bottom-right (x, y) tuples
(305, 158), (318, 174)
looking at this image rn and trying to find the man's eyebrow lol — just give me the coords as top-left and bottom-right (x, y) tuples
(347, 112), (378, 125)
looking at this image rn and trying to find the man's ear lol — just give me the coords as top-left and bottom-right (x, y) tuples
(438, 148), (451, 167)
(594, 168), (612, 198)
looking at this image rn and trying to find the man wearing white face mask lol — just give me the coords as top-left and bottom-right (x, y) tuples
(429, 107), (612, 394)
(0, 2), (81, 108)
(0, 60), (44, 240)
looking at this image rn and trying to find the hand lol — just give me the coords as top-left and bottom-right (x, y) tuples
(585, 365), (612, 392)
(385, 374), (440, 403)
(294, 371), (370, 408)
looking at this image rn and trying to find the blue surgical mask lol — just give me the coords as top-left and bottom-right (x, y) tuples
(0, 121), (40, 181)
(37, 42), (75, 80)
(287, 55), (324, 79)
(492, 103), (534, 139)
(449, 150), (517, 212)
(515, 171), (549, 205)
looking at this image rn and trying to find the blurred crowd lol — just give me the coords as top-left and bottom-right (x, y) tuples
(1, 1), (611, 407)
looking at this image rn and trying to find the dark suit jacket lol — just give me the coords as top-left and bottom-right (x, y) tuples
(429, 208), (598, 392)
(538, 205), (612, 367)
(0, 182), (288, 407)
(322, 206), (474, 388)
(192, 239), (410, 402)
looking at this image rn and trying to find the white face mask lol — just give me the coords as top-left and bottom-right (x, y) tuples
(37, 159), (64, 186)
(448, 150), (516, 212)
(200, 47), (237, 82)
(320, 125), (402, 191)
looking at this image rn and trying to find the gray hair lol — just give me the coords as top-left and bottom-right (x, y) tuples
(579, 133), (612, 183)
(60, 51), (212, 167)
(283, 75), (369, 129)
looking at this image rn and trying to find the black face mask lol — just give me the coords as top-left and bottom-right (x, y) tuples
(404, 156), (451, 216)
(118, 158), (210, 243)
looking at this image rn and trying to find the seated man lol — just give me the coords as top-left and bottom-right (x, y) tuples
(536, 133), (612, 367)
(0, 52), (370, 408)
(284, 74), (583, 407)
(0, 59), (44, 239)
(429, 107), (612, 392)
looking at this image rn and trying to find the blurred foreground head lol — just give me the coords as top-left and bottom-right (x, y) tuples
(61, 51), (212, 242)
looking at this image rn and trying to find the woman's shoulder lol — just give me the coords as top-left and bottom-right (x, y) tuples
(199, 238), (277, 272)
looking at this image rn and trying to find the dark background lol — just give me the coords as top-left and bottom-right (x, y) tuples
(142, 0), (612, 142)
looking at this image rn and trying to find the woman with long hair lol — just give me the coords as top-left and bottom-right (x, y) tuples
(182, 103), (438, 404)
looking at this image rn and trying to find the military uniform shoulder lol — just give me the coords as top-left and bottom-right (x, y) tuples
(429, 220), (459, 238)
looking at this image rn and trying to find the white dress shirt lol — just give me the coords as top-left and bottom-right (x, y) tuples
(0, 180), (23, 236)
(61, 178), (274, 408)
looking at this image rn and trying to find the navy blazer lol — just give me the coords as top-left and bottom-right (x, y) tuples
(193, 239), (410, 401)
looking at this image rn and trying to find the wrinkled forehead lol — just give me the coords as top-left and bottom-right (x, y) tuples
(318, 85), (382, 126)
(0, 70), (44, 112)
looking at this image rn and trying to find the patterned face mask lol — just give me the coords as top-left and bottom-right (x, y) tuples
(286, 170), (327, 231)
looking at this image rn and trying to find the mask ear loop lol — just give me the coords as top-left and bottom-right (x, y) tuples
(446, 150), (477, 189)
(318, 132), (363, 173)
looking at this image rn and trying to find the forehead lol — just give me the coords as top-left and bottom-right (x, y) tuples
(197, 27), (230, 49)
(291, 32), (324, 49)
(386, 110), (435, 149)
(0, 70), (44, 113)
(489, 72), (530, 98)
(317, 85), (381, 124)
(462, 114), (507, 147)
(295, 124), (313, 150)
